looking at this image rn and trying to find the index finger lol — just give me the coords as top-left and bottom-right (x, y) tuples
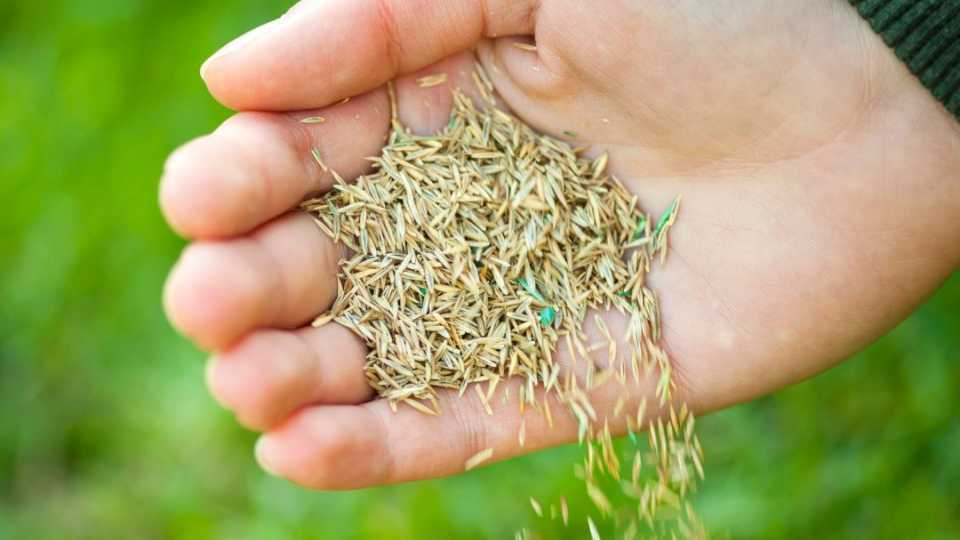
(160, 88), (389, 239)
(199, 0), (539, 111)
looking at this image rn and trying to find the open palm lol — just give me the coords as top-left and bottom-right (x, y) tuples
(161, 0), (960, 489)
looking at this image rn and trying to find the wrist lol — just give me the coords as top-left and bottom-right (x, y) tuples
(843, 0), (960, 145)
(847, 0), (960, 122)
(859, 19), (960, 263)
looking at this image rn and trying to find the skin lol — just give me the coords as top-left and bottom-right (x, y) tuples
(160, 0), (960, 490)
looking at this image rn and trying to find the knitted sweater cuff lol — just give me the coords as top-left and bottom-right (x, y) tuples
(850, 0), (960, 121)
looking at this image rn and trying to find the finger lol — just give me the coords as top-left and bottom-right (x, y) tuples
(164, 211), (339, 351)
(254, 384), (541, 489)
(255, 355), (663, 489)
(254, 381), (625, 489)
(200, 0), (540, 111)
(393, 51), (488, 134)
(206, 324), (372, 431)
(165, 51), (501, 350)
(160, 89), (389, 239)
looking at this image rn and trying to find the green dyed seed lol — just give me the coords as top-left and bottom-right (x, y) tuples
(653, 196), (680, 239)
(517, 278), (546, 303)
(631, 215), (648, 241)
(539, 306), (556, 326)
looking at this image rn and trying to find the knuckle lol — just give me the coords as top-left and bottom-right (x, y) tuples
(447, 394), (489, 459)
(373, 0), (404, 76)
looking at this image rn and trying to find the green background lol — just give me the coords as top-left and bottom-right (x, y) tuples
(1, 1), (958, 538)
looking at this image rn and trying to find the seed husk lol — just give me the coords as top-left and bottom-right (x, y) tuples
(512, 42), (538, 52)
(309, 147), (328, 172)
(529, 497), (543, 517)
(464, 447), (494, 471)
(588, 516), (601, 540)
(417, 73), (448, 88)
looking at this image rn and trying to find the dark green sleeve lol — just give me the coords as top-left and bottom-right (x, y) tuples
(849, 0), (960, 120)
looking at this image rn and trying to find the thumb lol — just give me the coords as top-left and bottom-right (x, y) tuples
(200, 0), (539, 112)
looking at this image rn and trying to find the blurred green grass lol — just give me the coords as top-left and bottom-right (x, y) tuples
(1, 1), (957, 538)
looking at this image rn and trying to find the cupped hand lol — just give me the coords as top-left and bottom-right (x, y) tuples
(161, 0), (960, 489)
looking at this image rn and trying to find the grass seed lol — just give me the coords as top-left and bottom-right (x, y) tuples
(302, 69), (702, 539)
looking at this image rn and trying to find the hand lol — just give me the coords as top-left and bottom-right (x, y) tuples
(161, 0), (960, 489)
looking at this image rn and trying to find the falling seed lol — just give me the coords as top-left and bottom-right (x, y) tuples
(475, 384), (494, 416)
(529, 497), (543, 517)
(586, 482), (612, 515)
(587, 517), (601, 540)
(512, 42), (538, 52)
(300, 116), (326, 124)
(464, 448), (494, 471)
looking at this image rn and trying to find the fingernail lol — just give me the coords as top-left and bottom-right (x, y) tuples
(255, 435), (280, 477)
(201, 19), (279, 80)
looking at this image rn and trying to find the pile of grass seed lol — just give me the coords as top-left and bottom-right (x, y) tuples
(303, 72), (704, 539)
